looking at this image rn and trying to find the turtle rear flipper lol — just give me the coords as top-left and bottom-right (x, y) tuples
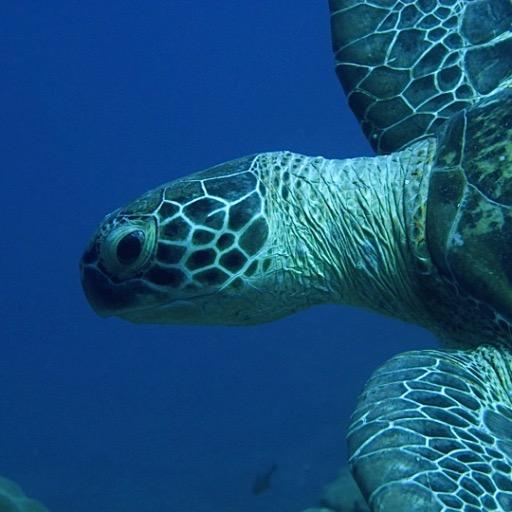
(349, 345), (512, 511)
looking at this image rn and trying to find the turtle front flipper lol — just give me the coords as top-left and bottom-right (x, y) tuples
(349, 345), (512, 511)
(329, 0), (512, 153)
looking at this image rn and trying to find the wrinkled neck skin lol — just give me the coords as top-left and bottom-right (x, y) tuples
(257, 141), (433, 326)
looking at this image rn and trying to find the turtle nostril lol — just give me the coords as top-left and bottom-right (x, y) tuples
(116, 230), (145, 265)
(81, 241), (99, 265)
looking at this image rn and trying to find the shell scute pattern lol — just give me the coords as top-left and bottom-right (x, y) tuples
(462, 0), (512, 44)
(163, 179), (202, 203)
(81, 156), (271, 315)
(424, 90), (512, 334)
(204, 170), (257, 200)
(156, 242), (185, 264)
(183, 197), (224, 225)
(145, 159), (269, 292)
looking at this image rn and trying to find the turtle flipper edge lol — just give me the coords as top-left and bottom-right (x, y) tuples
(348, 345), (512, 511)
(329, 0), (512, 153)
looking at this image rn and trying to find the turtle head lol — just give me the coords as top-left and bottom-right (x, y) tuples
(80, 154), (304, 325)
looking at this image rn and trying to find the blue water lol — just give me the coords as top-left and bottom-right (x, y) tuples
(3, 2), (437, 511)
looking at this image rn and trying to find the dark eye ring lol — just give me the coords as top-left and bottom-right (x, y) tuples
(116, 230), (145, 265)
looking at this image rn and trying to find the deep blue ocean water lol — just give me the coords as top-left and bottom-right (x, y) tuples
(3, 2), (438, 511)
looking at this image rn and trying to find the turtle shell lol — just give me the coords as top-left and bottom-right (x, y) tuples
(426, 88), (512, 321)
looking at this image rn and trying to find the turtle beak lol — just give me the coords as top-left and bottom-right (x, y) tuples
(79, 236), (138, 317)
(80, 265), (122, 317)
(80, 246), (169, 320)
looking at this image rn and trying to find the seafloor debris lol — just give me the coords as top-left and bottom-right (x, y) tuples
(0, 476), (48, 512)
(301, 466), (369, 512)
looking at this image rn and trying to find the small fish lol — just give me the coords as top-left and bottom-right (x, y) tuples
(251, 464), (278, 495)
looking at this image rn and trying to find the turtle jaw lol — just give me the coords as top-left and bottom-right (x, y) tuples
(80, 263), (202, 322)
(80, 265), (114, 318)
(80, 253), (304, 326)
(116, 299), (202, 324)
(80, 264), (159, 319)
(80, 234), (289, 325)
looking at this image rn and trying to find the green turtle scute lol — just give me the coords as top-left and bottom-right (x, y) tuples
(426, 88), (512, 342)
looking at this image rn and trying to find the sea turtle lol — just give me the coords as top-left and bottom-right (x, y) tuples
(80, 0), (512, 510)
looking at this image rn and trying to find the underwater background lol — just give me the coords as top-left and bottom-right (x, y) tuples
(3, 2), (438, 511)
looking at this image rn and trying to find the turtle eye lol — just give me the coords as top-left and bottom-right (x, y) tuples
(98, 218), (157, 279)
(117, 230), (145, 265)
